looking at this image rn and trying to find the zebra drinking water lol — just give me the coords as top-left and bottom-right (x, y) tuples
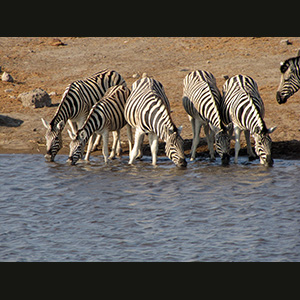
(41, 69), (126, 162)
(221, 74), (276, 167)
(68, 85), (132, 165)
(276, 51), (300, 104)
(124, 77), (187, 168)
(182, 70), (231, 165)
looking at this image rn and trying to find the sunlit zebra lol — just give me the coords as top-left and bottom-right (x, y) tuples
(276, 50), (300, 104)
(221, 74), (276, 166)
(182, 70), (231, 165)
(68, 85), (132, 165)
(124, 77), (187, 168)
(41, 69), (126, 162)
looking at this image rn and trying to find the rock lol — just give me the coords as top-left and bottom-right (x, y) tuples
(222, 75), (229, 80)
(18, 88), (51, 108)
(49, 38), (66, 46)
(142, 72), (148, 78)
(132, 73), (140, 79)
(280, 39), (292, 45)
(4, 89), (13, 93)
(1, 72), (13, 82)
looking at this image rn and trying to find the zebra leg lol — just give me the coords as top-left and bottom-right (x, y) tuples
(84, 133), (97, 161)
(126, 124), (133, 154)
(91, 134), (102, 152)
(129, 128), (145, 164)
(204, 124), (215, 161)
(190, 118), (201, 161)
(233, 126), (241, 164)
(148, 132), (159, 166)
(136, 134), (145, 160)
(102, 129), (109, 164)
(109, 130), (120, 159)
(244, 130), (256, 161)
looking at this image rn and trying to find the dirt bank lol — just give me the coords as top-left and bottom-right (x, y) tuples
(1, 37), (300, 160)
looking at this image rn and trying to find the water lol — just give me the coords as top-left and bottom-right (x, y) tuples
(0, 153), (299, 261)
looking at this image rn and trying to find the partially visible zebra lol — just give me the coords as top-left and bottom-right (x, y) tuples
(124, 77), (187, 168)
(182, 70), (231, 165)
(68, 85), (132, 165)
(276, 50), (300, 104)
(221, 74), (276, 166)
(41, 69), (126, 162)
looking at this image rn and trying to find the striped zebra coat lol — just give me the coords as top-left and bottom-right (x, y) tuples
(41, 69), (125, 162)
(276, 52), (300, 104)
(124, 77), (186, 167)
(182, 70), (231, 164)
(68, 85), (132, 165)
(221, 74), (276, 166)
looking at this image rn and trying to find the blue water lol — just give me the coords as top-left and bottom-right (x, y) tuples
(0, 153), (299, 261)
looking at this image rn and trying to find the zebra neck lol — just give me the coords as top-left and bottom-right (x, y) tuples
(159, 120), (175, 142)
(51, 95), (75, 129)
(82, 107), (104, 138)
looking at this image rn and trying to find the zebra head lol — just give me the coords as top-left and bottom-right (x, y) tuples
(253, 126), (277, 167)
(215, 123), (232, 165)
(41, 118), (64, 162)
(277, 55), (300, 104)
(164, 125), (187, 168)
(67, 129), (88, 165)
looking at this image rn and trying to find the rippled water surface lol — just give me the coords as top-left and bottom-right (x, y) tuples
(0, 153), (299, 261)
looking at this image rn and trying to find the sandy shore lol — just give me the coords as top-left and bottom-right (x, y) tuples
(1, 37), (300, 160)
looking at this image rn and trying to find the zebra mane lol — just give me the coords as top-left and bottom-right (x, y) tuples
(245, 92), (266, 134)
(50, 83), (73, 129)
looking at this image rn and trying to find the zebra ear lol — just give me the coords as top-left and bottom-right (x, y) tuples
(68, 129), (76, 140)
(41, 118), (51, 130)
(267, 126), (277, 134)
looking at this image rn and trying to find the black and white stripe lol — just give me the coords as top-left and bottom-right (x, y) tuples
(124, 77), (187, 167)
(68, 85), (132, 165)
(221, 74), (276, 166)
(41, 69), (125, 161)
(276, 53), (300, 104)
(182, 70), (231, 164)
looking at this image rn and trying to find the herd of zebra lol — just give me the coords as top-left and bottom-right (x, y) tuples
(41, 52), (300, 168)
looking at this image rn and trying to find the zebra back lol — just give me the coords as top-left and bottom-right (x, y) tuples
(182, 70), (223, 131)
(50, 69), (126, 129)
(221, 74), (266, 134)
(125, 77), (174, 140)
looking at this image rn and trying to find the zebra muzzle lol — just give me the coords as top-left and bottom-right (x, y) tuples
(44, 152), (55, 162)
(276, 91), (288, 104)
(221, 154), (230, 166)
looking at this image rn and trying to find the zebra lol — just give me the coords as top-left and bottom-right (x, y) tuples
(124, 77), (187, 168)
(41, 69), (126, 162)
(68, 84), (132, 165)
(182, 70), (231, 165)
(276, 50), (300, 104)
(221, 74), (276, 167)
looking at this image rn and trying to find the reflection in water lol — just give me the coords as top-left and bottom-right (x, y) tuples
(0, 154), (299, 261)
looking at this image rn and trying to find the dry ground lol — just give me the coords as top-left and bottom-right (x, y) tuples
(1, 37), (300, 159)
